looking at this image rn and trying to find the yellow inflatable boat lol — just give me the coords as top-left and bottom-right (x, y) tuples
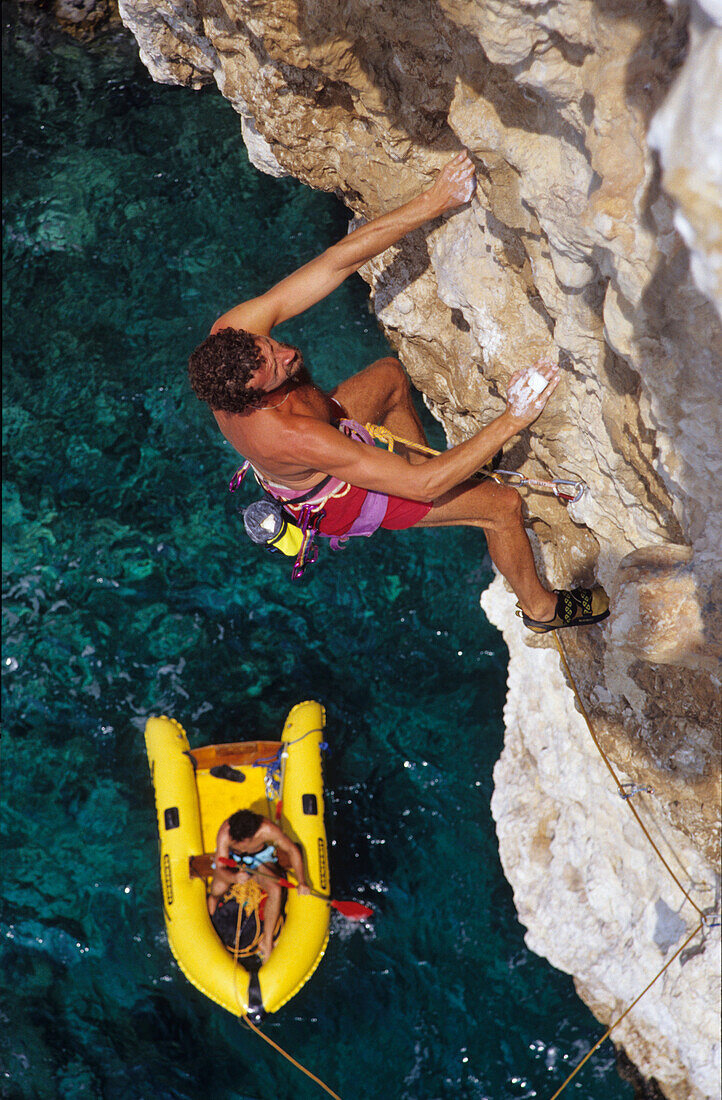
(145, 700), (330, 1019)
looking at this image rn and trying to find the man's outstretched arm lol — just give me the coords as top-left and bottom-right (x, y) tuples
(211, 151), (476, 337)
(271, 363), (561, 501)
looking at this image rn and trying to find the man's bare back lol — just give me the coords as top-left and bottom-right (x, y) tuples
(214, 361), (341, 492)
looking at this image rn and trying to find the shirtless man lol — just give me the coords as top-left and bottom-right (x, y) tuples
(208, 809), (310, 962)
(188, 151), (608, 633)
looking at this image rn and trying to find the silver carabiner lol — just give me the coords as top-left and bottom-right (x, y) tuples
(487, 469), (527, 487)
(552, 479), (585, 504)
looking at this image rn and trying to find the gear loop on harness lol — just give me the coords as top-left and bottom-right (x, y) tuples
(290, 503), (323, 581)
(228, 420), (390, 580)
(228, 463), (326, 581)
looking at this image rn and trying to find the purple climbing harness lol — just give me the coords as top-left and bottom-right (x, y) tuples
(229, 418), (389, 578)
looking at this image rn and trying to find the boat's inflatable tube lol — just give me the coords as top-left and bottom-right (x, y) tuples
(145, 700), (330, 1017)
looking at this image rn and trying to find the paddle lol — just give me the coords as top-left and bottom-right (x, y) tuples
(195, 853), (374, 921)
(254, 867), (374, 922)
(277, 877), (374, 921)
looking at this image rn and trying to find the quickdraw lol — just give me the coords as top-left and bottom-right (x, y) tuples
(485, 468), (584, 504)
(229, 460), (250, 492)
(618, 782), (654, 800)
(365, 422), (586, 503)
(291, 503), (323, 580)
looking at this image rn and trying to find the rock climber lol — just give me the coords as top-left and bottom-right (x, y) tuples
(208, 808), (310, 963)
(188, 149), (609, 633)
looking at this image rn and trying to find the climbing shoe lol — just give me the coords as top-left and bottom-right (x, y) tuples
(518, 586), (610, 633)
(210, 764), (246, 783)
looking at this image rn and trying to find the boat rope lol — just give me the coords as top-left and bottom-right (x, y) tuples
(252, 728), (328, 805)
(365, 423), (585, 503)
(548, 632), (716, 1097)
(230, 894), (343, 1100)
(252, 727), (327, 768)
(240, 1014), (343, 1100)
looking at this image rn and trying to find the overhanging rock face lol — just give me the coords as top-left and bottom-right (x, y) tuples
(118, 1), (721, 1095)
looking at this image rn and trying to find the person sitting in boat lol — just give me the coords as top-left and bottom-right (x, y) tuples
(208, 808), (310, 963)
(188, 150), (609, 634)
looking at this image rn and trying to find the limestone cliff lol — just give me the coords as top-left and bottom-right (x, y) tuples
(117, 2), (721, 1096)
(17, 0), (120, 39)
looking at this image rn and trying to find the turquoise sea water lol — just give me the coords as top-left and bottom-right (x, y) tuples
(2, 17), (634, 1100)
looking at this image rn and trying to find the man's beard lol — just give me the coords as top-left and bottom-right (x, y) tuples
(282, 342), (305, 379)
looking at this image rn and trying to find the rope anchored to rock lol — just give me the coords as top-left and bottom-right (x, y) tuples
(484, 467), (584, 503)
(548, 632), (717, 1098)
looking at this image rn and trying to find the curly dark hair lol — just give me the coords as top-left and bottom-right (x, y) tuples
(228, 809), (263, 842)
(187, 327), (264, 412)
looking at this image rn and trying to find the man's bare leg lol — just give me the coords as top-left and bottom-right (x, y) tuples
(331, 357), (428, 448)
(334, 359), (556, 620)
(207, 867), (241, 915)
(416, 479), (557, 622)
(254, 873), (283, 962)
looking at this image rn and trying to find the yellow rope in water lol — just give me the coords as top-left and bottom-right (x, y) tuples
(548, 632), (710, 1097)
(240, 1014), (343, 1100)
(229, 885), (344, 1100)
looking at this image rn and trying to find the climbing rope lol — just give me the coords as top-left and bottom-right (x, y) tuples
(552, 633), (706, 921)
(367, 420), (718, 1091)
(548, 632), (716, 1097)
(548, 919), (704, 1100)
(365, 423), (585, 502)
(229, 883), (344, 1100)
